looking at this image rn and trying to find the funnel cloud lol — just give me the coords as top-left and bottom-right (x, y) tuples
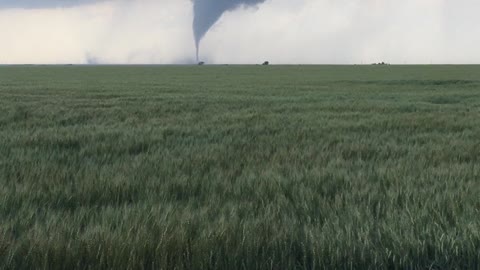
(2, 0), (480, 64)
(192, 0), (265, 61)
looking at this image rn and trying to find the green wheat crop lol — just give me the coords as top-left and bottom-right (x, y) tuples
(0, 65), (479, 269)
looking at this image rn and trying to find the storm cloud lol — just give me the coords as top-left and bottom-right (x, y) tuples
(192, 0), (265, 61)
(0, 0), (105, 9)
(1, 0), (480, 64)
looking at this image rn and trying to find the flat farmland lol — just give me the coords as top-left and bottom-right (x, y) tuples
(0, 65), (479, 269)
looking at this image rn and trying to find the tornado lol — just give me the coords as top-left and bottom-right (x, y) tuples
(192, 0), (266, 61)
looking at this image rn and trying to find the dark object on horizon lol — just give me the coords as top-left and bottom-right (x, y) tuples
(262, 61), (269, 66)
(372, 62), (389, 65)
(198, 61), (205, 66)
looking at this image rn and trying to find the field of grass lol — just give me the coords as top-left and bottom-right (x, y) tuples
(0, 65), (479, 269)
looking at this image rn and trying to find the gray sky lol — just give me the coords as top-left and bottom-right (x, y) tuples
(1, 0), (479, 64)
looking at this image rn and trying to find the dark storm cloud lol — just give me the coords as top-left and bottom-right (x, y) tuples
(192, 0), (265, 60)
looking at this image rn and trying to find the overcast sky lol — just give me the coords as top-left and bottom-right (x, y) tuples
(1, 0), (479, 64)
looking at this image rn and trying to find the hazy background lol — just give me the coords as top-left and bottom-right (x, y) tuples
(1, 0), (479, 64)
